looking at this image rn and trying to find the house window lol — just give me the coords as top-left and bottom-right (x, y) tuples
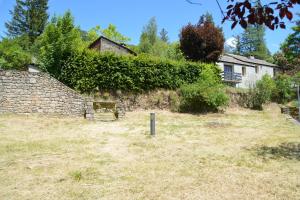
(242, 67), (246, 76)
(255, 66), (259, 74)
(224, 65), (233, 74)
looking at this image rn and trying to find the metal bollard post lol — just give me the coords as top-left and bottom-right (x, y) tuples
(297, 85), (300, 121)
(150, 113), (155, 136)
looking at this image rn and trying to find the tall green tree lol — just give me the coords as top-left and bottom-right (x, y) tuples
(274, 14), (300, 74)
(139, 32), (152, 53)
(139, 17), (157, 52)
(138, 17), (184, 60)
(5, 0), (49, 45)
(100, 24), (131, 43)
(239, 24), (270, 60)
(160, 28), (169, 43)
(281, 13), (300, 62)
(197, 12), (214, 26)
(234, 35), (242, 55)
(5, 0), (27, 38)
(237, 1), (270, 60)
(83, 24), (131, 46)
(36, 11), (83, 79)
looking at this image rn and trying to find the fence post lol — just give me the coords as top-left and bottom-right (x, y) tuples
(150, 113), (155, 136)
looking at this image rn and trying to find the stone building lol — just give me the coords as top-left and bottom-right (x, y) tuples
(217, 54), (280, 88)
(89, 36), (136, 56)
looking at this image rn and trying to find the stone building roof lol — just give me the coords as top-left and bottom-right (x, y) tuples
(218, 53), (278, 68)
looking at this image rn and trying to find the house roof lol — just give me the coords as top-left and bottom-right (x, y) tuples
(89, 36), (137, 56)
(218, 53), (278, 68)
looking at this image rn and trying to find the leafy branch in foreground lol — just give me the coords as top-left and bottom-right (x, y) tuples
(186, 0), (300, 30)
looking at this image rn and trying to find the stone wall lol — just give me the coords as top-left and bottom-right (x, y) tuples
(97, 90), (179, 112)
(0, 70), (94, 119)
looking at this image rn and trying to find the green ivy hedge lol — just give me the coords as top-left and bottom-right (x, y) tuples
(61, 50), (221, 93)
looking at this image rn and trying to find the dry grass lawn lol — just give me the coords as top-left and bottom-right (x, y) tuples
(0, 104), (300, 200)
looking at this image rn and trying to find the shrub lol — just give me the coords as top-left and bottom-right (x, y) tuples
(70, 171), (82, 182)
(62, 50), (221, 93)
(0, 38), (31, 70)
(293, 72), (300, 85)
(244, 75), (276, 110)
(179, 68), (229, 113)
(256, 74), (276, 102)
(273, 74), (293, 103)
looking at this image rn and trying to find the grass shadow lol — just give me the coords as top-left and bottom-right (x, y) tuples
(256, 142), (300, 161)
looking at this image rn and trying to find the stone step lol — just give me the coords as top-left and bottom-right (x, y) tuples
(94, 113), (116, 121)
(118, 113), (126, 118)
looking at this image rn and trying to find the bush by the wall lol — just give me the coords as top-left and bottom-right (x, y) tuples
(293, 72), (300, 85)
(273, 74), (293, 104)
(242, 75), (276, 110)
(61, 50), (221, 93)
(179, 68), (229, 112)
(257, 75), (276, 102)
(228, 74), (296, 110)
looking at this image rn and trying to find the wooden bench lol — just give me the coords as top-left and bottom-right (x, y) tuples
(93, 101), (117, 121)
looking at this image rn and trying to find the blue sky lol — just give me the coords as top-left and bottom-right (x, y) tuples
(0, 0), (299, 53)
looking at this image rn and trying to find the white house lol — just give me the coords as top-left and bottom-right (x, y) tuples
(217, 54), (279, 88)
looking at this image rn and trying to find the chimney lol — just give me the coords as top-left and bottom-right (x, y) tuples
(249, 55), (255, 59)
(28, 64), (40, 73)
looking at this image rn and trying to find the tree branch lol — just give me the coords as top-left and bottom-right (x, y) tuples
(185, 0), (202, 5)
(215, 0), (226, 18)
